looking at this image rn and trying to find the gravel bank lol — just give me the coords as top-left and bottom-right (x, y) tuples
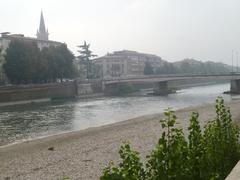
(1, 99), (240, 180)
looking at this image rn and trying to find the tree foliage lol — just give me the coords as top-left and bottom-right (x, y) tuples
(148, 59), (232, 75)
(101, 97), (240, 180)
(144, 61), (154, 75)
(0, 47), (5, 83)
(77, 41), (96, 62)
(202, 98), (240, 179)
(146, 108), (189, 179)
(3, 40), (75, 84)
(101, 143), (146, 180)
(77, 41), (100, 79)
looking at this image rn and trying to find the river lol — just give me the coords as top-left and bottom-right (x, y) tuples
(0, 83), (233, 146)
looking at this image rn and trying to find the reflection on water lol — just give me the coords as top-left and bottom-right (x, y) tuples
(0, 83), (231, 146)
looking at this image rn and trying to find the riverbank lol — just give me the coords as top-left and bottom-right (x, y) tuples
(1, 99), (240, 179)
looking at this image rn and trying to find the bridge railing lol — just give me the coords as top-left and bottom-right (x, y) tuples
(102, 73), (240, 82)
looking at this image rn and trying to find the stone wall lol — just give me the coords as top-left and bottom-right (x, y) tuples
(77, 83), (93, 95)
(0, 82), (77, 103)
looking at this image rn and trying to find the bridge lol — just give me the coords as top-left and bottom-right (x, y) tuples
(102, 74), (240, 95)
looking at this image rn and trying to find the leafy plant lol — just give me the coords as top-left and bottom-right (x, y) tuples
(202, 97), (240, 179)
(187, 112), (205, 179)
(101, 142), (146, 180)
(146, 108), (189, 179)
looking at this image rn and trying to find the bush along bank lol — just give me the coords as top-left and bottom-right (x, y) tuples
(101, 97), (240, 180)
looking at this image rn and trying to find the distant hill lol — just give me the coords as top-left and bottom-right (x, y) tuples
(154, 58), (233, 75)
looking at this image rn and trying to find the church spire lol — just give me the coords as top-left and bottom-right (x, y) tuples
(37, 11), (49, 41)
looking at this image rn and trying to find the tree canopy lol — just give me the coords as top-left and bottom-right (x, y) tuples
(77, 41), (96, 62)
(77, 41), (101, 79)
(152, 59), (232, 75)
(3, 40), (75, 84)
(0, 47), (5, 84)
(144, 61), (154, 75)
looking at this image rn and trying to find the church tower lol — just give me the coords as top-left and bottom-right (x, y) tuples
(37, 11), (49, 41)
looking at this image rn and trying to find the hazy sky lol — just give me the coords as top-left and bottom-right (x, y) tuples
(1, 0), (240, 64)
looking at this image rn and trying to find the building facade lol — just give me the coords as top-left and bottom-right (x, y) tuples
(94, 50), (164, 78)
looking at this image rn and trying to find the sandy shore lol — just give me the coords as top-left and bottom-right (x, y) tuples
(1, 99), (240, 180)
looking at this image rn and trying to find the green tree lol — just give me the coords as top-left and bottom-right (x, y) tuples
(77, 41), (97, 79)
(156, 62), (178, 74)
(101, 143), (146, 180)
(180, 61), (191, 74)
(3, 40), (40, 84)
(188, 112), (205, 179)
(54, 44), (75, 81)
(202, 98), (240, 179)
(38, 47), (52, 82)
(146, 109), (189, 179)
(41, 45), (75, 82)
(0, 47), (5, 83)
(144, 61), (154, 75)
(3, 40), (75, 84)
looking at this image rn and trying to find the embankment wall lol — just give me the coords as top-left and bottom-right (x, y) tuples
(0, 82), (77, 103)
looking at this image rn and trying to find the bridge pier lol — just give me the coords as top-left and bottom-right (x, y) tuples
(153, 81), (173, 95)
(103, 83), (120, 96)
(230, 79), (240, 94)
(103, 82), (136, 96)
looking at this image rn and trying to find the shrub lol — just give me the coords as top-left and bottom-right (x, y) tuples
(146, 109), (189, 179)
(101, 97), (240, 180)
(188, 112), (205, 179)
(101, 143), (146, 180)
(202, 98), (240, 179)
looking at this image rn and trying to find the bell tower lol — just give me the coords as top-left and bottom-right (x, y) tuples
(37, 11), (49, 41)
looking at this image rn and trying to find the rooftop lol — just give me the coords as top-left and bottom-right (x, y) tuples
(94, 50), (162, 61)
(0, 33), (62, 44)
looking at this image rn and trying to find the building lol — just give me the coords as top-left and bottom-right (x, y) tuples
(0, 11), (63, 83)
(94, 50), (165, 78)
(37, 11), (49, 41)
(0, 11), (62, 53)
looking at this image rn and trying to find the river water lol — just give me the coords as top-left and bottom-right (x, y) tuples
(0, 83), (233, 146)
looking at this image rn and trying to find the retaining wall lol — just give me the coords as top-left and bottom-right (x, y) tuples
(0, 82), (77, 103)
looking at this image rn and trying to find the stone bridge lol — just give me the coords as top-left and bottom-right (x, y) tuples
(102, 74), (240, 95)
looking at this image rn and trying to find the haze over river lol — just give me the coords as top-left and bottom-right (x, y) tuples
(0, 83), (234, 146)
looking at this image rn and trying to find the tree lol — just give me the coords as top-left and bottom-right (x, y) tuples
(144, 61), (154, 75)
(180, 61), (191, 74)
(77, 41), (97, 79)
(56, 44), (75, 81)
(3, 40), (40, 84)
(0, 47), (5, 83)
(156, 62), (178, 74)
(3, 40), (75, 84)
(40, 45), (75, 82)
